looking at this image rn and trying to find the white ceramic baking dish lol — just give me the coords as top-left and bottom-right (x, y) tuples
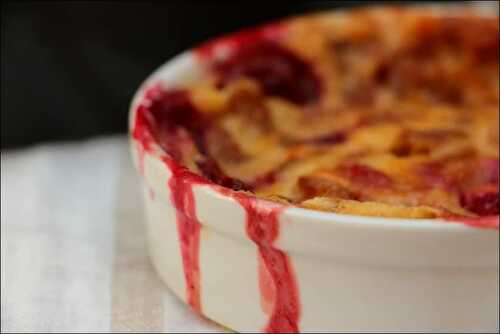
(129, 10), (499, 333)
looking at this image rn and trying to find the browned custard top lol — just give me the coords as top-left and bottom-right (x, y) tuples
(136, 7), (499, 219)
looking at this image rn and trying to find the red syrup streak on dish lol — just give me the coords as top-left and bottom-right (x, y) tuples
(162, 148), (302, 327)
(218, 189), (301, 333)
(132, 83), (167, 174)
(258, 251), (276, 315)
(132, 104), (154, 174)
(163, 156), (210, 313)
(240, 198), (300, 333)
(132, 83), (206, 312)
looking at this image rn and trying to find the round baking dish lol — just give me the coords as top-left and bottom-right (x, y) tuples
(129, 9), (499, 333)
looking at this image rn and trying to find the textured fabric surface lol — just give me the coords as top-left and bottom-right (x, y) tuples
(1, 136), (223, 332)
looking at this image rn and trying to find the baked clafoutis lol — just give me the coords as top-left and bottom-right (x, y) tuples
(130, 6), (499, 333)
(134, 7), (499, 222)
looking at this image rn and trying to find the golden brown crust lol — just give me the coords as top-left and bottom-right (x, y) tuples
(173, 7), (499, 218)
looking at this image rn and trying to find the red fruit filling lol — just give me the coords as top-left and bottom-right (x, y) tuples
(460, 185), (500, 216)
(135, 86), (248, 190)
(212, 41), (322, 105)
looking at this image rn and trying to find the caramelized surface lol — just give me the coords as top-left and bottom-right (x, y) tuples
(140, 7), (499, 218)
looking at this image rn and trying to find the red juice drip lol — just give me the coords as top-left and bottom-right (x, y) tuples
(132, 83), (168, 174)
(132, 104), (155, 174)
(225, 192), (300, 333)
(163, 157), (209, 313)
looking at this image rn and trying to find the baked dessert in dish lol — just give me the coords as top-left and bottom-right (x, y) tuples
(130, 6), (499, 333)
(134, 6), (499, 220)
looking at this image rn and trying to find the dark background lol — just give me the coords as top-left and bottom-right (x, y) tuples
(2, 1), (441, 149)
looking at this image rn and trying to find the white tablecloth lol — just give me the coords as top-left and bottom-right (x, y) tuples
(1, 136), (224, 332)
